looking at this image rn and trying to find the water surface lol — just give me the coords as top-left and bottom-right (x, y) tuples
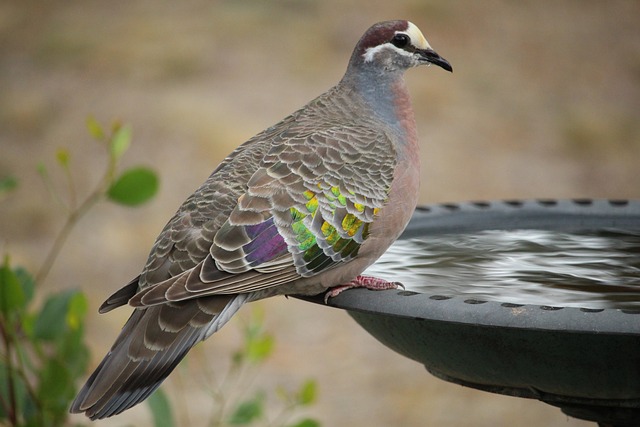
(365, 229), (640, 309)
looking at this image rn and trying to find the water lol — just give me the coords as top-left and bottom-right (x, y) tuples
(364, 229), (640, 309)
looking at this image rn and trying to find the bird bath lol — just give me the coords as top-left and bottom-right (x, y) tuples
(298, 199), (640, 427)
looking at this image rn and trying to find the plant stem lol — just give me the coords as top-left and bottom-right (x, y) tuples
(13, 333), (43, 418)
(34, 189), (103, 286)
(35, 135), (117, 286)
(268, 401), (297, 427)
(38, 166), (69, 213)
(0, 320), (17, 426)
(62, 160), (78, 212)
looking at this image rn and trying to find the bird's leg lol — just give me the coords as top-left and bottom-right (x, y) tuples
(324, 275), (403, 303)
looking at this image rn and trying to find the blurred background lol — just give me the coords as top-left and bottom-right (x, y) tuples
(1, 0), (639, 425)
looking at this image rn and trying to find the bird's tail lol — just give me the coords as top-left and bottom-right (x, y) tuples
(70, 294), (249, 419)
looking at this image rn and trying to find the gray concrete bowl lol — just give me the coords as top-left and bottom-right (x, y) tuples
(299, 199), (640, 426)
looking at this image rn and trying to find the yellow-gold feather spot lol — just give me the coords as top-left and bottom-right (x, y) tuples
(341, 213), (362, 237)
(305, 196), (318, 214)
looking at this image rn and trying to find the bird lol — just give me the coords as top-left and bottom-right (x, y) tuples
(70, 20), (452, 419)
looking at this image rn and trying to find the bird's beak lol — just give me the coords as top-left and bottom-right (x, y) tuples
(417, 48), (453, 72)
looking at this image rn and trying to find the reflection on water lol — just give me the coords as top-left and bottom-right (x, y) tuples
(364, 229), (640, 309)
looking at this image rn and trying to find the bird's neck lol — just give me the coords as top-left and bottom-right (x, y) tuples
(341, 68), (419, 159)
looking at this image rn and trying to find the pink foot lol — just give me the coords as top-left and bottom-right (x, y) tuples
(324, 275), (404, 303)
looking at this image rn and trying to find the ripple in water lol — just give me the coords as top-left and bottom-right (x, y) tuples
(364, 229), (640, 309)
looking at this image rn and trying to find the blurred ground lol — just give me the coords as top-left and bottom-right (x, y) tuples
(2, 0), (639, 425)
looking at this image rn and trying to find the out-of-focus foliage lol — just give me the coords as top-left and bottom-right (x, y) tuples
(0, 117), (158, 427)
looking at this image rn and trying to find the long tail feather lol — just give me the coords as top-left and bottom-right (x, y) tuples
(70, 294), (249, 419)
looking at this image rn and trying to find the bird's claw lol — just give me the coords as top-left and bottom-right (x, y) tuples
(324, 276), (404, 304)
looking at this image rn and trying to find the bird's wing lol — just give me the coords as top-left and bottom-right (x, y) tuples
(121, 125), (397, 308)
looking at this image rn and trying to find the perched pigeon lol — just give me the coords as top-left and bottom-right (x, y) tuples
(71, 20), (452, 419)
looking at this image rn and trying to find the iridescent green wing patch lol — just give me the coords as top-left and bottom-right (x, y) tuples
(242, 126), (397, 278)
(288, 185), (381, 276)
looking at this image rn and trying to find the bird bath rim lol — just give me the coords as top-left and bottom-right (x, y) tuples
(297, 198), (640, 426)
(323, 198), (640, 330)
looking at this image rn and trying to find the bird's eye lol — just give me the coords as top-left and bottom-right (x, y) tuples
(391, 33), (410, 48)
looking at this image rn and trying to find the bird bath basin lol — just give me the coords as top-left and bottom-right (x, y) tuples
(299, 199), (640, 427)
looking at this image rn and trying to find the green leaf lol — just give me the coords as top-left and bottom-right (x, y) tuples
(86, 115), (105, 141)
(228, 392), (265, 425)
(59, 327), (90, 378)
(56, 148), (71, 168)
(37, 162), (47, 177)
(66, 291), (88, 331)
(0, 176), (18, 195)
(246, 333), (274, 363)
(21, 311), (38, 338)
(109, 124), (132, 162)
(37, 358), (75, 424)
(231, 349), (245, 367)
(0, 255), (26, 315)
(107, 167), (159, 206)
(33, 289), (76, 341)
(297, 379), (317, 406)
(38, 358), (71, 401)
(288, 418), (321, 427)
(147, 388), (176, 427)
(14, 267), (35, 306)
(0, 361), (37, 422)
(242, 310), (274, 363)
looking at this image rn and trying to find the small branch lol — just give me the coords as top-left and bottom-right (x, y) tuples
(268, 401), (298, 427)
(0, 320), (18, 426)
(35, 127), (119, 286)
(34, 190), (102, 285)
(13, 333), (43, 416)
(37, 166), (68, 213)
(62, 161), (78, 211)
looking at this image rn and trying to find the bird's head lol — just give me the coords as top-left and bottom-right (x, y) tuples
(350, 20), (452, 74)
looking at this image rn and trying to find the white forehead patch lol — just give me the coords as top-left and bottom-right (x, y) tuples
(405, 21), (431, 50)
(363, 21), (432, 63)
